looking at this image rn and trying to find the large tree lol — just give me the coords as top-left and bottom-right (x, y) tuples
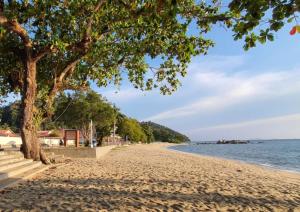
(52, 91), (116, 145)
(0, 0), (298, 163)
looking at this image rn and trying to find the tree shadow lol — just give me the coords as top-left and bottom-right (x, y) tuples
(0, 177), (299, 211)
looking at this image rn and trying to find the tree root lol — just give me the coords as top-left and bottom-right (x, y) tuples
(40, 148), (51, 165)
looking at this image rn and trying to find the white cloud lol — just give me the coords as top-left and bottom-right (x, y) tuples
(188, 55), (245, 73)
(145, 56), (300, 122)
(186, 113), (300, 140)
(100, 87), (145, 103)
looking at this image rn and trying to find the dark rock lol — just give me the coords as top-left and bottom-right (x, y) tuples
(217, 139), (249, 144)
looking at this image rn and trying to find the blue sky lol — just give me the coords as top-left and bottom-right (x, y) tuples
(95, 22), (300, 141)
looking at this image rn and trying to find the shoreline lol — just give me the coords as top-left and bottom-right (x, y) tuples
(167, 142), (300, 175)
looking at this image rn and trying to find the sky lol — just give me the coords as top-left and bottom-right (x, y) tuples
(94, 22), (300, 141)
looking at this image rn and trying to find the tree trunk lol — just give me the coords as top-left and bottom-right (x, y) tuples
(20, 59), (49, 164)
(81, 124), (90, 146)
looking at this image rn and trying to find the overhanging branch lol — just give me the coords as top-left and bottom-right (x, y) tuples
(0, 15), (32, 49)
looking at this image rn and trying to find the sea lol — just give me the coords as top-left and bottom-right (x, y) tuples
(169, 139), (300, 173)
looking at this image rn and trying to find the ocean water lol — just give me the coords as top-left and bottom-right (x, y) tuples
(169, 139), (300, 173)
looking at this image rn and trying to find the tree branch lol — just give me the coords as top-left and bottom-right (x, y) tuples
(58, 58), (81, 83)
(85, 0), (106, 40)
(33, 45), (58, 62)
(0, 16), (32, 49)
(43, 56), (82, 117)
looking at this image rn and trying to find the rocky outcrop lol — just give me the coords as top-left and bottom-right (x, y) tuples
(217, 139), (249, 144)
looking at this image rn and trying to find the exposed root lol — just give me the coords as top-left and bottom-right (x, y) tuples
(40, 149), (51, 165)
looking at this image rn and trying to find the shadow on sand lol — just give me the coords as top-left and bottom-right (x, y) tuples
(0, 177), (299, 211)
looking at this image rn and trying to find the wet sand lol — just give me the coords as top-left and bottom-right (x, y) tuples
(0, 143), (299, 211)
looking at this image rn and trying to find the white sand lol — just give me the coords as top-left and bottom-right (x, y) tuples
(0, 143), (299, 211)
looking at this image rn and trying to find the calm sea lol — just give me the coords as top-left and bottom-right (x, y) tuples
(169, 139), (300, 173)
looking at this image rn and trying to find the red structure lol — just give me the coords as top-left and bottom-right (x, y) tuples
(0, 129), (16, 137)
(63, 130), (80, 147)
(37, 130), (52, 137)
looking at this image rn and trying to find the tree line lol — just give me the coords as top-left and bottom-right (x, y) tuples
(0, 91), (190, 145)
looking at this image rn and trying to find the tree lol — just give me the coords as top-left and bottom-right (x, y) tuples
(0, 101), (21, 133)
(1, 1), (298, 162)
(96, 104), (118, 146)
(141, 124), (155, 143)
(117, 118), (147, 143)
(52, 91), (115, 145)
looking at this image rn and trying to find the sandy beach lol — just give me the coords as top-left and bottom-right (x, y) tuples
(0, 143), (299, 211)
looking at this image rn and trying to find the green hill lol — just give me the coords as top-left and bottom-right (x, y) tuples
(141, 121), (190, 143)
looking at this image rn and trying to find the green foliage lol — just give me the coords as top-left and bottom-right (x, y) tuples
(227, 0), (300, 50)
(0, 123), (11, 131)
(51, 90), (116, 143)
(0, 93), (189, 145)
(141, 121), (190, 143)
(117, 118), (147, 143)
(0, 101), (21, 133)
(141, 124), (155, 143)
(0, 0), (230, 107)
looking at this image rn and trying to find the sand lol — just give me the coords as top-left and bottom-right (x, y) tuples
(0, 143), (299, 211)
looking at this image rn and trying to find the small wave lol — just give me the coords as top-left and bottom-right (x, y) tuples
(260, 163), (275, 168)
(254, 162), (300, 173)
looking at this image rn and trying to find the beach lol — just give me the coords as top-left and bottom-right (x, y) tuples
(0, 143), (299, 211)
